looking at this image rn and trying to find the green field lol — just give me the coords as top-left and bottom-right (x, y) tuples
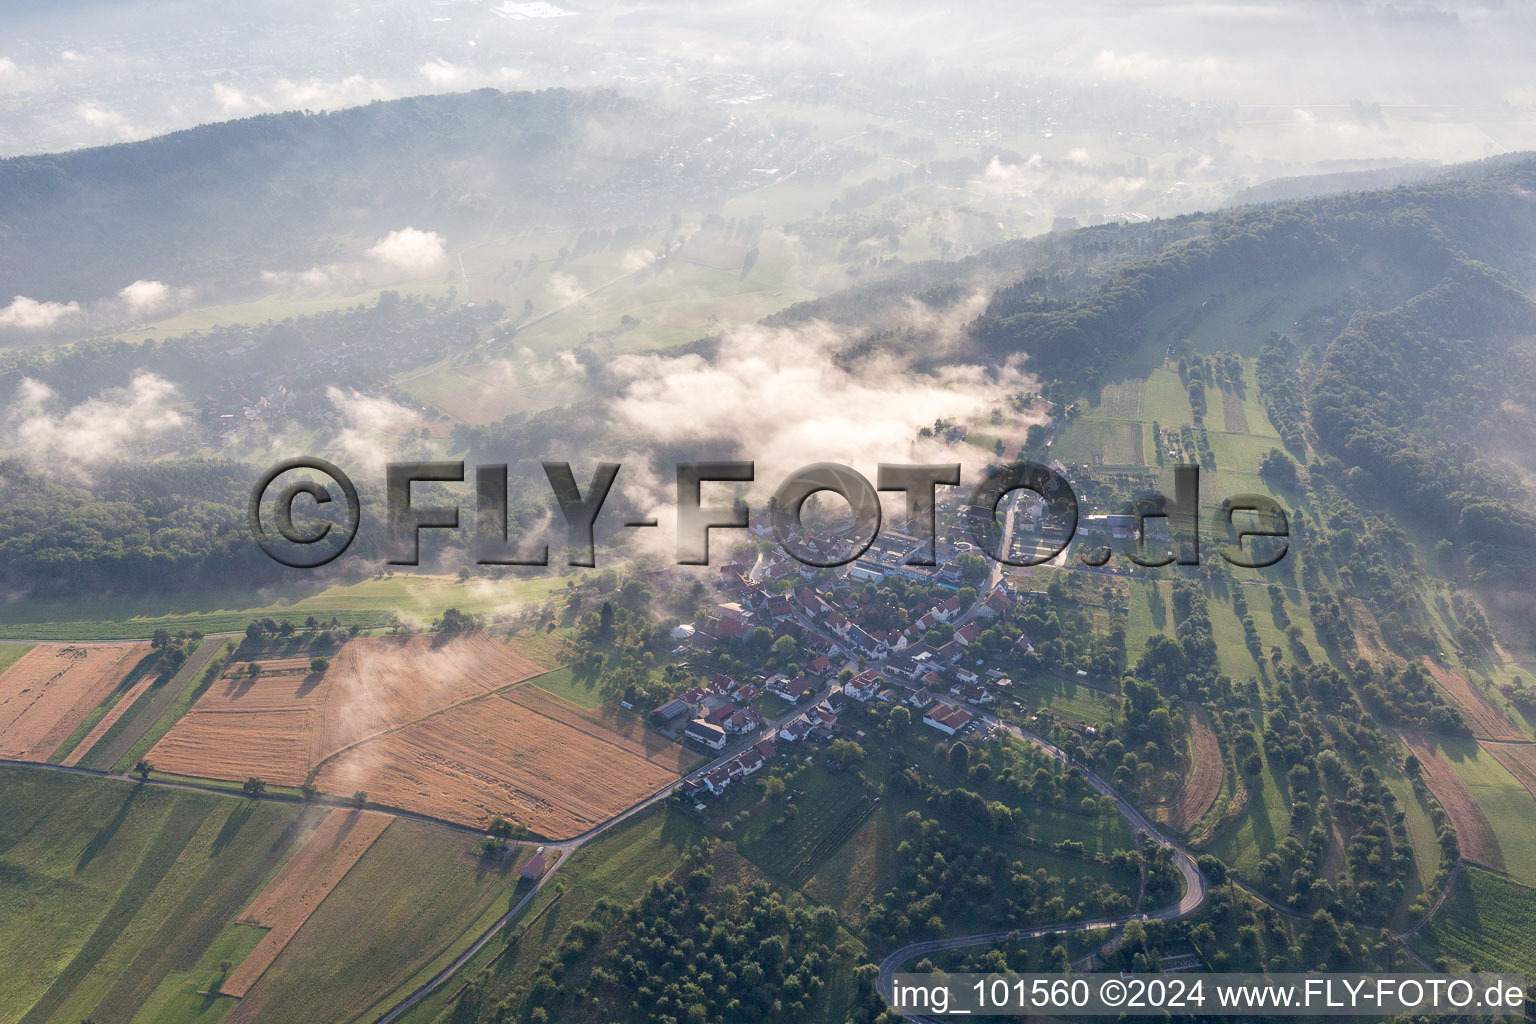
(1021, 679), (1120, 726)
(1382, 772), (1442, 918)
(1207, 728), (1294, 879)
(0, 765), (548, 1024)
(392, 805), (704, 1024)
(0, 766), (317, 1024)
(0, 643), (33, 673)
(103, 639), (236, 774)
(1415, 866), (1536, 975)
(1438, 737), (1536, 885)
(0, 574), (566, 641)
(526, 665), (608, 709)
(235, 818), (527, 1024)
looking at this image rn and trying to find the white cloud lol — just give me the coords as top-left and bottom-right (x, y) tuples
(212, 82), (269, 115)
(76, 102), (137, 140)
(0, 295), (81, 330)
(545, 272), (584, 306)
(420, 59), (469, 87)
(325, 387), (426, 476)
(366, 228), (448, 275)
(118, 280), (171, 314)
(5, 372), (184, 476)
(270, 74), (393, 110)
(603, 316), (1041, 525)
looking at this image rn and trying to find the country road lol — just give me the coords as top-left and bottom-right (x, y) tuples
(875, 708), (1207, 1021)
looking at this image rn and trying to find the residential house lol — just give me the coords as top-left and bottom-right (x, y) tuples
(923, 704), (974, 735)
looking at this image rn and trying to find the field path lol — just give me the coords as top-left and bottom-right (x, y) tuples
(1419, 658), (1524, 742)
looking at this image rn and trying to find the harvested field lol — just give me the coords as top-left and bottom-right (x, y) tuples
(314, 686), (700, 836)
(509, 682), (705, 775)
(59, 665), (158, 767)
(1172, 706), (1223, 831)
(1420, 657), (1523, 742)
(1483, 741), (1536, 802)
(1221, 387), (1249, 433)
(1128, 422), (1146, 466)
(149, 634), (547, 786)
(0, 643), (150, 759)
(1399, 730), (1503, 870)
(221, 809), (393, 997)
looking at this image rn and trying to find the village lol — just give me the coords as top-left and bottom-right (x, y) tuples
(649, 492), (1083, 809)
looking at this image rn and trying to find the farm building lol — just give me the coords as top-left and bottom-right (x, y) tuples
(652, 698), (692, 724)
(685, 718), (727, 750)
(521, 848), (549, 880)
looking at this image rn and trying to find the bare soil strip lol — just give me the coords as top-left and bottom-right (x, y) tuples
(61, 668), (157, 767)
(1398, 730), (1504, 870)
(221, 809), (393, 997)
(1172, 706), (1222, 831)
(1419, 657), (1524, 742)
(1221, 388), (1249, 433)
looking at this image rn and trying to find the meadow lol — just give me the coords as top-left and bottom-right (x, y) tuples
(0, 574), (566, 641)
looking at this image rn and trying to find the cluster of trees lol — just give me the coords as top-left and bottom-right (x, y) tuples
(483, 844), (894, 1024)
(859, 811), (1137, 946)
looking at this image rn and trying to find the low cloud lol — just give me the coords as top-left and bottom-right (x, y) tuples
(325, 387), (426, 477)
(270, 74), (393, 110)
(5, 372), (184, 477)
(211, 82), (269, 115)
(118, 279), (175, 315)
(366, 228), (448, 275)
(76, 101), (137, 140)
(0, 295), (81, 330)
(420, 59), (470, 88)
(602, 317), (1043, 524)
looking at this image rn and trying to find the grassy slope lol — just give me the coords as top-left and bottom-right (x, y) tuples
(0, 644), (33, 673)
(0, 575), (564, 641)
(0, 766), (319, 1024)
(394, 805), (705, 1024)
(232, 818), (525, 1024)
(1437, 736), (1536, 885)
